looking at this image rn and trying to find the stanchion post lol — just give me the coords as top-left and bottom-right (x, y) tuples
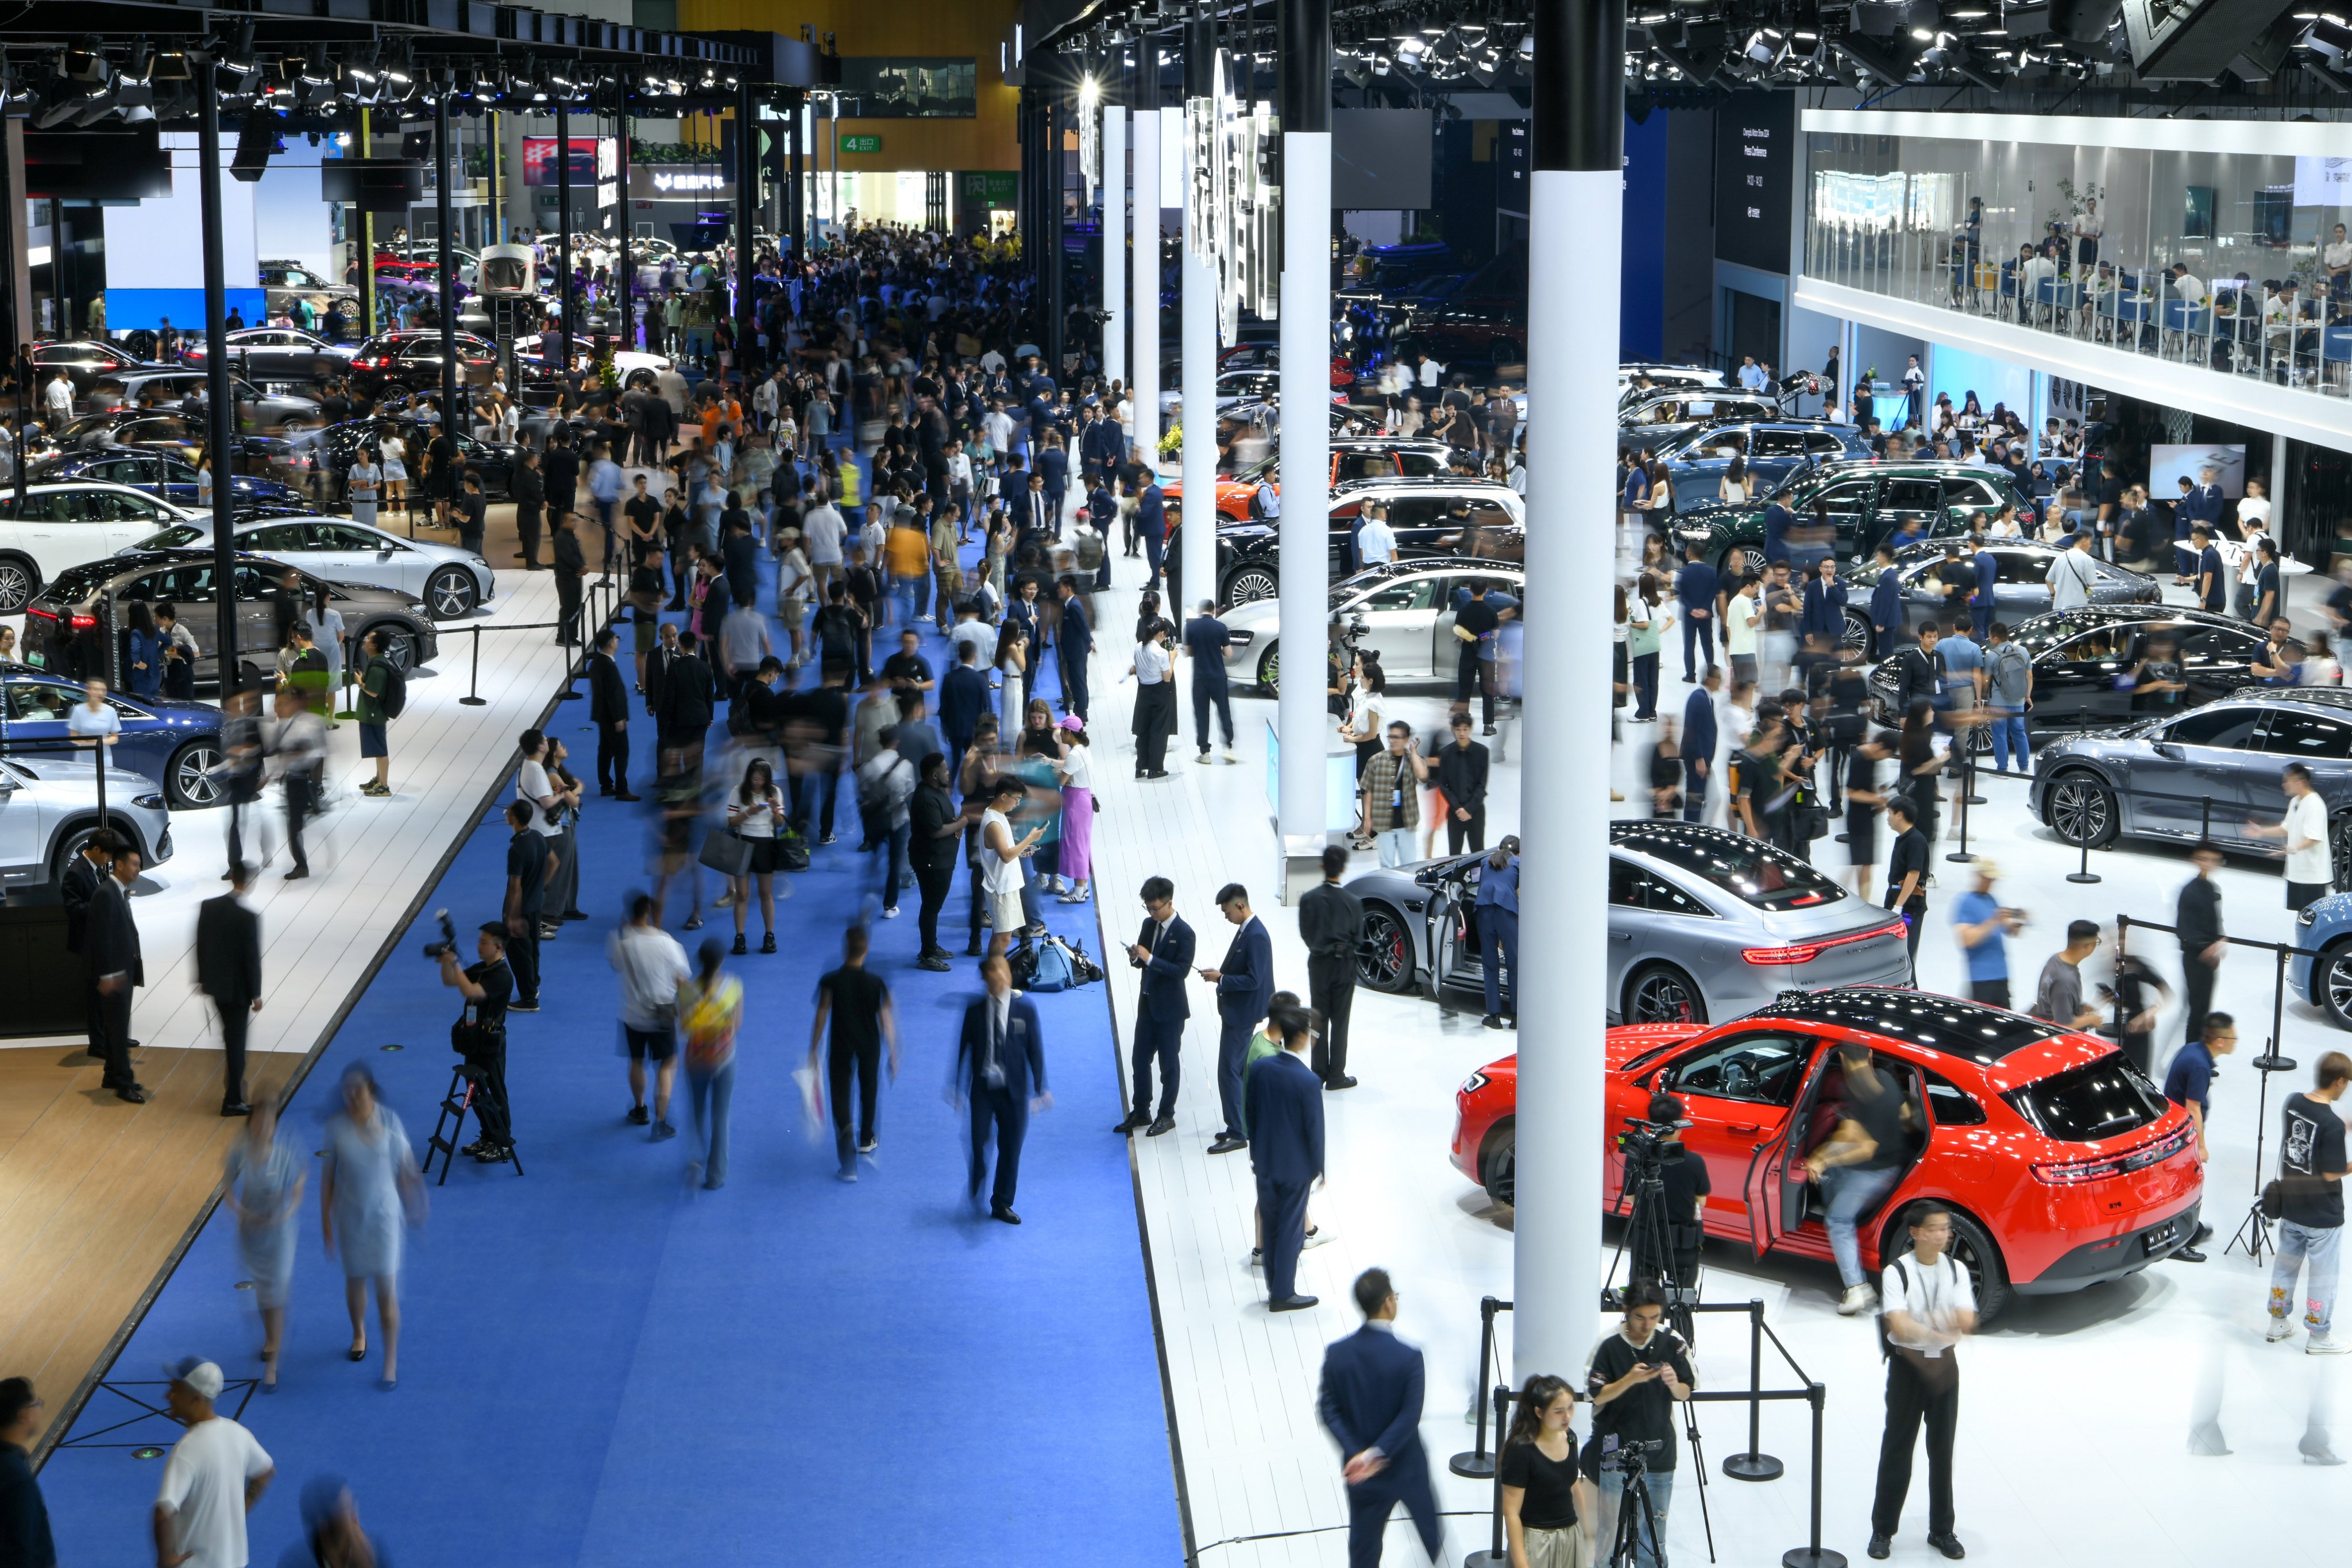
(1462, 1383), (1513, 1568)
(1450, 1296), (1503, 1479)
(2065, 814), (2102, 885)
(1778, 1381), (1846, 1568)
(1945, 746), (1975, 865)
(459, 623), (487, 706)
(1723, 1297), (1783, 1481)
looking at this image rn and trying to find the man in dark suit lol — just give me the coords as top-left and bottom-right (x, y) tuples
(196, 862), (264, 1115)
(1202, 883), (1276, 1154)
(1245, 1005), (1324, 1310)
(1138, 477), (1168, 584)
(1115, 876), (1194, 1138)
(643, 621), (682, 720)
(655, 629), (719, 777)
(1299, 847), (1364, 1089)
(511, 447), (546, 569)
(952, 955), (1049, 1223)
(1181, 599), (1235, 762)
(938, 640), (991, 767)
(552, 511), (586, 647)
(1319, 1268), (1443, 1567)
(61, 831), (115, 1065)
(541, 427), (581, 530)
(1053, 576), (1092, 722)
(586, 627), (635, 800)
(87, 845), (148, 1103)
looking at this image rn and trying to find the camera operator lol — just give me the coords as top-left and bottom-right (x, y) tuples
(1584, 1285), (1696, 1568)
(1627, 1094), (1710, 1299)
(1868, 1206), (1976, 1562)
(437, 921), (515, 1163)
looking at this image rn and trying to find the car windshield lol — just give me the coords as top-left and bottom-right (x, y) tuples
(2010, 611), (2114, 654)
(2004, 1055), (2169, 1142)
(41, 560), (137, 601)
(134, 525), (205, 549)
(1609, 822), (1843, 911)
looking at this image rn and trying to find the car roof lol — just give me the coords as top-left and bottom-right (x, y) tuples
(2199, 686), (2352, 716)
(1340, 556), (1526, 585)
(2013, 604), (2243, 629)
(1333, 476), (1520, 498)
(1741, 987), (2071, 1066)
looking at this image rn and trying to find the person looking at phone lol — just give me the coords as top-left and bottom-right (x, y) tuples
(1583, 1287), (1695, 1568)
(1948, 861), (2025, 1010)
(1360, 722), (1432, 869)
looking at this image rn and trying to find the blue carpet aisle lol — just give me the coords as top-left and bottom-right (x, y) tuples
(36, 505), (1184, 1566)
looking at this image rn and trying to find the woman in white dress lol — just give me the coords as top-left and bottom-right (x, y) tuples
(305, 585), (347, 727)
(1707, 679), (1755, 830)
(346, 449), (381, 529)
(379, 431), (410, 512)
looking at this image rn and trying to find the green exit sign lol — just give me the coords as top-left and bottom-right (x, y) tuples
(840, 134), (882, 154)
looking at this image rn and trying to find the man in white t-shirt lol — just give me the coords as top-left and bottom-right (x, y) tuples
(154, 1358), (272, 1568)
(1869, 1208), (1975, 1561)
(802, 495), (847, 601)
(2251, 762), (2335, 912)
(1355, 504), (1397, 567)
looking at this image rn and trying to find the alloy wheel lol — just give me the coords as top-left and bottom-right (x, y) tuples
(170, 744), (225, 808)
(2049, 776), (2112, 845)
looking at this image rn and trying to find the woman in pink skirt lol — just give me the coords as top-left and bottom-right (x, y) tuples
(1052, 715), (1096, 903)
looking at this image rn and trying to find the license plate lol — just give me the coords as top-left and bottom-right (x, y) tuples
(2142, 1221), (2178, 1254)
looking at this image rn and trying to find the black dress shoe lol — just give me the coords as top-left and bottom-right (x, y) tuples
(990, 1204), (1022, 1225)
(1482, 1014), (1505, 1030)
(615, 792), (642, 802)
(1208, 1135), (1249, 1154)
(2171, 1245), (2208, 1262)
(1323, 1075), (1358, 1090)
(114, 1084), (148, 1104)
(1113, 1111), (1150, 1134)
(1927, 1534), (1965, 1561)
(1867, 1534), (1891, 1561)
(221, 1102), (252, 1118)
(1269, 1295), (1319, 1312)
(1146, 1114), (1176, 1137)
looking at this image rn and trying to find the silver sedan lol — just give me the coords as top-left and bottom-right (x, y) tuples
(124, 514), (495, 619)
(1346, 821), (1913, 1024)
(1219, 557), (1525, 692)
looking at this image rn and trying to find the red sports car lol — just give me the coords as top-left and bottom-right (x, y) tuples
(1449, 988), (2202, 1319)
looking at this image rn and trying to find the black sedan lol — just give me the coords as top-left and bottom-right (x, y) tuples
(1868, 605), (2272, 737)
(1839, 542), (2161, 658)
(29, 339), (156, 396)
(345, 331), (501, 398)
(1212, 480), (1524, 606)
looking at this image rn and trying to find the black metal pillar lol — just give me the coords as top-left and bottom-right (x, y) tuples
(735, 78), (756, 391)
(0, 119), (22, 515)
(1537, 0), (1624, 172)
(556, 104), (574, 383)
(616, 105), (631, 351)
(357, 109), (375, 341)
(435, 92), (458, 430)
(1045, 87), (1064, 381)
(787, 91), (805, 269)
(199, 67), (238, 702)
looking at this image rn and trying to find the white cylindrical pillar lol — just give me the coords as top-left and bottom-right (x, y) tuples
(1514, 0), (1620, 1383)
(1130, 101), (1162, 472)
(1103, 105), (1126, 393)
(1180, 168), (1218, 617)
(1277, 130), (1331, 844)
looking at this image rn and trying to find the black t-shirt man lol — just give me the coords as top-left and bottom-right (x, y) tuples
(880, 649), (934, 689)
(1584, 1324), (1697, 1474)
(1839, 1069), (1911, 1171)
(507, 827), (549, 917)
(2280, 1091), (2347, 1229)
(463, 956), (513, 1030)
(817, 964), (889, 1051)
(624, 492), (661, 543)
(1887, 823), (1930, 915)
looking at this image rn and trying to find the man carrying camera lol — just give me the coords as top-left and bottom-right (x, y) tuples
(1627, 1094), (1710, 1301)
(437, 920), (515, 1163)
(1584, 1285), (1696, 1568)
(1868, 1206), (1976, 1561)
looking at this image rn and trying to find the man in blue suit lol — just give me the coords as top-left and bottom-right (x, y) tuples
(1138, 477), (1168, 585)
(1116, 876), (1194, 1137)
(1203, 883), (1276, 1154)
(1245, 1005), (1324, 1310)
(951, 955), (1049, 1223)
(1681, 666), (1719, 824)
(1037, 434), (1069, 534)
(1319, 1268), (1443, 1566)
(1054, 576), (1092, 722)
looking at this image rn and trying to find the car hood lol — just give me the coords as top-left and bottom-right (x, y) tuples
(1606, 1023), (1708, 1071)
(1, 755), (164, 795)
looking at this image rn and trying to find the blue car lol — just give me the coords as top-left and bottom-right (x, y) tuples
(2293, 892), (2352, 1030)
(0, 663), (226, 808)
(29, 450), (303, 511)
(1659, 422), (1874, 517)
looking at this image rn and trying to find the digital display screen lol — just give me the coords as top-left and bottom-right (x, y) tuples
(1714, 91), (1794, 273)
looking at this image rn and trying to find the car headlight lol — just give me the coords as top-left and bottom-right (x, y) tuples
(133, 793), (167, 810)
(2299, 904), (2319, 927)
(1460, 1071), (1490, 1096)
(1227, 629), (1255, 646)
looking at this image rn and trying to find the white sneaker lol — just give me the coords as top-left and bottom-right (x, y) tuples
(1303, 1226), (1334, 1249)
(1837, 1285), (1879, 1316)
(2308, 1334), (2351, 1355)
(2267, 1317), (2297, 1343)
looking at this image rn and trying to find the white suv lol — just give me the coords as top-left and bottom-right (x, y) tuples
(0, 482), (195, 612)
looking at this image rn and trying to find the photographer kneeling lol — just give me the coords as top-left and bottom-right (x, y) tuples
(1584, 1285), (1696, 1568)
(437, 920), (515, 1163)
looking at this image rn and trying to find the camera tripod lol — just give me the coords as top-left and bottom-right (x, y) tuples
(1606, 1450), (1669, 1568)
(1602, 1140), (1718, 1563)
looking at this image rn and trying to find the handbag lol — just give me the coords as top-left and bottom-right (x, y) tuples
(697, 829), (755, 878)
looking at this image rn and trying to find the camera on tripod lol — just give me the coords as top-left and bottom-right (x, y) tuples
(1616, 1115), (1681, 1167)
(420, 909), (460, 960)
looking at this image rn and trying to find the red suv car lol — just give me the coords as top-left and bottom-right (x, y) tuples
(1449, 988), (2202, 1319)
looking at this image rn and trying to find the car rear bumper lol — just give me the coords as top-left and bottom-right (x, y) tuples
(2013, 1197), (2200, 1292)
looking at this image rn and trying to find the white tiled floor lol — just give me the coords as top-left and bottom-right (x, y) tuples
(1, 542), (592, 1063)
(1083, 542), (2352, 1568)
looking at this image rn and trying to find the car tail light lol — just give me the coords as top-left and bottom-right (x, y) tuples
(24, 605), (55, 621)
(1741, 919), (1906, 965)
(2032, 1123), (2193, 1184)
(68, 614), (96, 630)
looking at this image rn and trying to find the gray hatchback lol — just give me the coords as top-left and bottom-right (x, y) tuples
(1346, 820), (1913, 1024)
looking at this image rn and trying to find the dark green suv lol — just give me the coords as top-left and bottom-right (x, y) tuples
(1669, 461), (2038, 580)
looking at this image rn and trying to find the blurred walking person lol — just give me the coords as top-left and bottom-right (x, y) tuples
(1319, 1268), (1444, 1566)
(153, 1359), (272, 1568)
(222, 1100), (303, 1392)
(681, 938), (743, 1191)
(320, 1065), (422, 1391)
(278, 1476), (389, 1568)
(810, 925), (899, 1182)
(610, 893), (691, 1138)
(2266, 1051), (2349, 1356)
(0, 1377), (53, 1568)
(952, 955), (1049, 1223)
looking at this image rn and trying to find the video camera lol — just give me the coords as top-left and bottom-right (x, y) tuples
(420, 909), (461, 960)
(1615, 1115), (1683, 1169)
(1597, 1432), (1665, 1475)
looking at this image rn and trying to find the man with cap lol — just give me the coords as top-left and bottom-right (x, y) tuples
(153, 1357), (272, 1568)
(1632, 1092), (1712, 1297)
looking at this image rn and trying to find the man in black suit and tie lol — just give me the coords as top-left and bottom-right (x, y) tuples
(1202, 883), (1276, 1154)
(1299, 847), (1364, 1090)
(586, 628), (636, 800)
(1319, 1268), (1443, 1567)
(952, 955), (1050, 1223)
(1245, 1005), (1324, 1310)
(196, 862), (264, 1116)
(1054, 575), (1092, 722)
(61, 831), (115, 1065)
(87, 843), (148, 1104)
(1115, 876), (1194, 1138)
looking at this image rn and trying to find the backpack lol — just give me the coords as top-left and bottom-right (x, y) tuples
(372, 656), (407, 719)
(1024, 939), (1076, 993)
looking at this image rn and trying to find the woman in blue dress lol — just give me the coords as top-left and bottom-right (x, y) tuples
(320, 1066), (422, 1391)
(223, 1099), (304, 1392)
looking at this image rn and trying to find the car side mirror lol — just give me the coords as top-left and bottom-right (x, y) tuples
(2152, 741), (2183, 760)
